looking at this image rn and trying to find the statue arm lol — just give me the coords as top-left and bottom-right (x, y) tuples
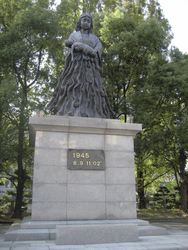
(82, 44), (97, 57)
(64, 32), (77, 48)
(93, 38), (102, 59)
(65, 39), (74, 48)
(82, 36), (103, 58)
(65, 32), (102, 58)
(72, 42), (97, 57)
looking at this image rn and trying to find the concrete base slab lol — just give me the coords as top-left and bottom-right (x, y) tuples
(56, 223), (138, 245)
(20, 217), (149, 229)
(1, 220), (188, 250)
(139, 225), (167, 236)
(5, 218), (166, 243)
(5, 228), (50, 241)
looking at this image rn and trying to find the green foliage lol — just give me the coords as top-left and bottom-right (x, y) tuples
(152, 186), (179, 209)
(96, 2), (186, 212)
(99, 5), (171, 120)
(0, 0), (187, 216)
(131, 48), (188, 211)
(0, 0), (62, 218)
(0, 193), (12, 214)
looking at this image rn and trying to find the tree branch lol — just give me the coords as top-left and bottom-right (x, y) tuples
(4, 113), (19, 127)
(13, 62), (24, 89)
(1, 171), (17, 189)
(27, 49), (43, 89)
(143, 167), (173, 188)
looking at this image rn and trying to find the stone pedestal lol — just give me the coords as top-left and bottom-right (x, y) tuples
(29, 116), (142, 222)
(5, 116), (167, 244)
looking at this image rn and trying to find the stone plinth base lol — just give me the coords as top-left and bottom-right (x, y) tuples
(29, 116), (142, 221)
(56, 223), (138, 245)
(5, 218), (167, 243)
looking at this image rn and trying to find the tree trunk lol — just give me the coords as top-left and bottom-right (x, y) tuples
(137, 168), (146, 209)
(179, 149), (187, 213)
(12, 101), (26, 219)
(12, 175), (24, 219)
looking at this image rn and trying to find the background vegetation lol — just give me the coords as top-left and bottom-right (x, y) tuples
(0, 0), (187, 218)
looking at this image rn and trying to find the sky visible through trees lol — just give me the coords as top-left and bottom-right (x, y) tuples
(55, 0), (188, 54)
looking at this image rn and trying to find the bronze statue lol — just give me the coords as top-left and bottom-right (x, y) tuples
(46, 13), (113, 118)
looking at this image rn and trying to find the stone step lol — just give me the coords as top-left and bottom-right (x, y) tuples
(56, 223), (138, 245)
(5, 228), (56, 241)
(5, 220), (55, 241)
(5, 225), (166, 242)
(138, 225), (167, 236)
(5, 219), (166, 242)
(20, 217), (149, 229)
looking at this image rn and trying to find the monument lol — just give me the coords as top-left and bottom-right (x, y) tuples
(5, 13), (166, 244)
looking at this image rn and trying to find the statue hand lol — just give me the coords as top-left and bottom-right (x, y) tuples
(65, 39), (73, 48)
(73, 42), (84, 52)
(90, 49), (97, 58)
(82, 45), (96, 57)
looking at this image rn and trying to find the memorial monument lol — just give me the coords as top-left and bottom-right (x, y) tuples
(5, 13), (166, 244)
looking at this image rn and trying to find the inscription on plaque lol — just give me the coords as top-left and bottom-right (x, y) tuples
(67, 149), (105, 170)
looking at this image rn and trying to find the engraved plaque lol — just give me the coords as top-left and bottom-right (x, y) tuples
(67, 149), (105, 170)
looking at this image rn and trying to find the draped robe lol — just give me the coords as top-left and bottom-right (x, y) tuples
(46, 31), (113, 118)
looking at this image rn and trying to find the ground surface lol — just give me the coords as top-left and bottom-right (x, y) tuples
(137, 209), (188, 220)
(0, 210), (188, 249)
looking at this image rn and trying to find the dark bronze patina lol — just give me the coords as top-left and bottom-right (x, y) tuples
(46, 13), (113, 118)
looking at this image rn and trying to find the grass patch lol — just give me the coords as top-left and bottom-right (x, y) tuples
(0, 212), (31, 223)
(0, 214), (14, 223)
(137, 209), (188, 219)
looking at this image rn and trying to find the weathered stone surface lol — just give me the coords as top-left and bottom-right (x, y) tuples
(106, 167), (136, 185)
(106, 201), (137, 219)
(105, 151), (135, 168)
(29, 116), (142, 221)
(31, 202), (67, 221)
(33, 165), (67, 184)
(68, 133), (105, 149)
(56, 223), (138, 245)
(105, 135), (134, 151)
(5, 219), (167, 242)
(106, 184), (136, 202)
(5, 228), (50, 241)
(67, 202), (106, 220)
(67, 184), (105, 202)
(138, 225), (167, 236)
(69, 116), (106, 129)
(68, 169), (105, 184)
(34, 148), (67, 166)
(35, 131), (68, 149)
(29, 116), (142, 146)
(32, 183), (67, 202)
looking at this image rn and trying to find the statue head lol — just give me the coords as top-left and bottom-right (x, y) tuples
(75, 13), (93, 33)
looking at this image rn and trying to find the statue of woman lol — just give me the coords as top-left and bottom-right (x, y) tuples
(46, 13), (113, 118)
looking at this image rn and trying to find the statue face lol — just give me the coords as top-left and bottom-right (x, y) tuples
(81, 16), (91, 31)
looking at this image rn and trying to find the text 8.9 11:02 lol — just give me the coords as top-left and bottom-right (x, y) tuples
(67, 149), (105, 170)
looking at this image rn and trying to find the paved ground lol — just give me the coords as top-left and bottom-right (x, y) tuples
(0, 219), (188, 249)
